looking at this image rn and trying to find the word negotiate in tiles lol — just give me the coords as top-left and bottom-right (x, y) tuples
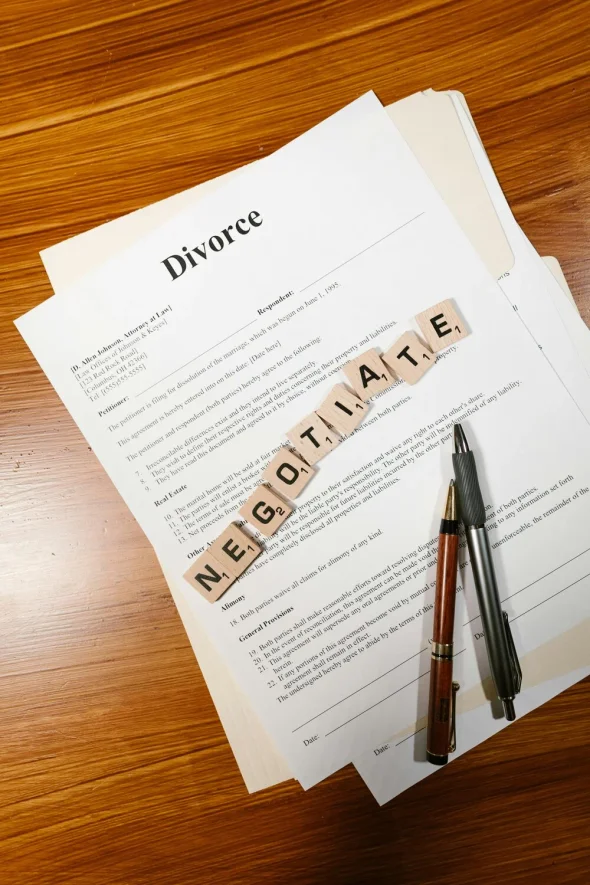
(183, 299), (469, 602)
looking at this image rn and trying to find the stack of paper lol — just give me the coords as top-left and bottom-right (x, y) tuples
(17, 91), (590, 804)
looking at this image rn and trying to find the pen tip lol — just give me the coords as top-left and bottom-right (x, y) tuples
(453, 423), (469, 454)
(444, 480), (457, 521)
(502, 699), (516, 721)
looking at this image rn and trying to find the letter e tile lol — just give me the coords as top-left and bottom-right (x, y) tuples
(208, 523), (262, 577)
(415, 299), (469, 352)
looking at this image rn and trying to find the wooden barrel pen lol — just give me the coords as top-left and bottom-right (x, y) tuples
(426, 480), (460, 765)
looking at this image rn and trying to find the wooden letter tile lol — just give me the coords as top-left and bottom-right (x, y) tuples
(316, 384), (368, 436)
(183, 550), (235, 603)
(239, 485), (293, 537)
(382, 331), (433, 385)
(286, 413), (340, 465)
(208, 523), (262, 578)
(342, 348), (395, 401)
(415, 299), (469, 352)
(262, 447), (315, 498)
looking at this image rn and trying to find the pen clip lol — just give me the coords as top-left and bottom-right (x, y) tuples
(448, 681), (460, 753)
(502, 611), (522, 695)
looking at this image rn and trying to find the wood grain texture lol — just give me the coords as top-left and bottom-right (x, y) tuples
(1, 1), (589, 882)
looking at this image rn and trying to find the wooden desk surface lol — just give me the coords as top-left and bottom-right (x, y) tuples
(1, 1), (589, 882)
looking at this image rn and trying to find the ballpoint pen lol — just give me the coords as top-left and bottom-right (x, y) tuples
(426, 480), (460, 765)
(452, 423), (522, 720)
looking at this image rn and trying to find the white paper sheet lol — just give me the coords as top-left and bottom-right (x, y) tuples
(37, 91), (590, 793)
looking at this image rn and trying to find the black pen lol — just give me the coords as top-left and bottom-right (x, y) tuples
(452, 423), (522, 720)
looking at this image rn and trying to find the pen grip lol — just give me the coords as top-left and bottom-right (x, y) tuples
(426, 656), (454, 760)
(452, 450), (486, 526)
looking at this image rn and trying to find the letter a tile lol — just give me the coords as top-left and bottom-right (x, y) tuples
(208, 523), (262, 578)
(382, 331), (433, 385)
(342, 348), (395, 401)
(183, 550), (235, 603)
(262, 447), (315, 498)
(286, 413), (340, 465)
(316, 384), (368, 436)
(239, 485), (293, 537)
(415, 299), (469, 352)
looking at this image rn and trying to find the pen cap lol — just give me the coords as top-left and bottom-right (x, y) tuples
(452, 452), (486, 526)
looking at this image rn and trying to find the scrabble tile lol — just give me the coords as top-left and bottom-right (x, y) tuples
(316, 384), (368, 436)
(183, 550), (235, 603)
(415, 299), (469, 352)
(342, 348), (395, 401)
(382, 331), (434, 385)
(262, 447), (315, 498)
(239, 485), (293, 537)
(208, 523), (262, 578)
(286, 413), (340, 465)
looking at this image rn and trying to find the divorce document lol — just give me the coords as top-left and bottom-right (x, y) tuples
(17, 94), (590, 787)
